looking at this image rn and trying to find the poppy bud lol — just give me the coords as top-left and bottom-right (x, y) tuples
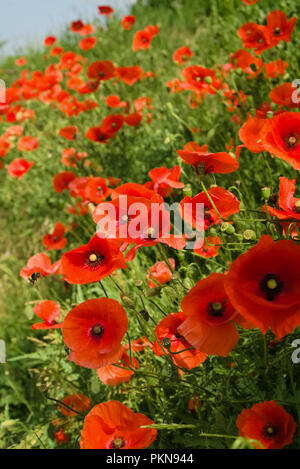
(204, 76), (212, 84)
(243, 230), (256, 241)
(161, 337), (171, 350)
(139, 309), (149, 321)
(261, 186), (271, 200)
(209, 227), (218, 235)
(120, 293), (135, 308)
(266, 111), (274, 119)
(145, 287), (161, 297)
(135, 279), (143, 289)
(220, 222), (235, 234)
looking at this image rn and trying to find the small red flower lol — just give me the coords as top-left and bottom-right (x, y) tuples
(267, 10), (297, 45)
(8, 158), (34, 180)
(194, 235), (221, 258)
(53, 171), (75, 193)
(42, 222), (67, 251)
(58, 394), (91, 416)
(98, 6), (114, 16)
(115, 66), (143, 86)
(173, 46), (193, 65)
(32, 300), (63, 331)
(17, 136), (38, 151)
(153, 312), (207, 368)
(20, 253), (56, 280)
(80, 401), (157, 449)
(62, 298), (128, 369)
(44, 36), (56, 47)
(147, 259), (175, 288)
(59, 125), (78, 140)
(87, 60), (115, 81)
(61, 234), (126, 284)
(79, 37), (97, 51)
(177, 149), (239, 174)
(148, 166), (184, 197)
(97, 350), (138, 386)
(121, 15), (136, 30)
(236, 401), (297, 449)
(132, 30), (152, 52)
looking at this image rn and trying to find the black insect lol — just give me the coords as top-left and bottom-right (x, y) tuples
(28, 272), (41, 285)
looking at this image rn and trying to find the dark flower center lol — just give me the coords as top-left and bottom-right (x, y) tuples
(267, 193), (279, 208)
(259, 273), (284, 301)
(86, 251), (104, 268)
(110, 436), (125, 449)
(175, 330), (185, 340)
(274, 27), (281, 36)
(263, 423), (278, 439)
(207, 301), (226, 317)
(90, 323), (104, 338)
(285, 133), (300, 149)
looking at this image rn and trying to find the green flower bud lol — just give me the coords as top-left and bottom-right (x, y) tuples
(266, 111), (274, 119)
(243, 230), (256, 241)
(220, 222), (235, 234)
(261, 187), (271, 200)
(120, 293), (135, 308)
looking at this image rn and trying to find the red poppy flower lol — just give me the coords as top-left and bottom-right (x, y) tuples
(124, 112), (143, 127)
(121, 15), (136, 30)
(53, 171), (75, 193)
(98, 6), (114, 16)
(148, 166), (184, 197)
(153, 312), (208, 368)
(238, 116), (266, 153)
(238, 23), (274, 55)
(80, 400), (157, 449)
(260, 112), (300, 170)
(32, 300), (63, 330)
(20, 253), (56, 280)
(15, 57), (27, 66)
(97, 350), (138, 386)
(194, 235), (221, 258)
(54, 428), (69, 444)
(8, 158), (34, 180)
(229, 49), (263, 78)
(50, 46), (63, 56)
(132, 30), (152, 52)
(264, 177), (300, 222)
(264, 59), (288, 79)
(42, 222), (67, 251)
(17, 136), (38, 151)
(84, 177), (110, 203)
(236, 400), (297, 449)
(177, 149), (239, 174)
(62, 298), (128, 369)
(173, 46), (193, 65)
(178, 274), (244, 356)
(85, 126), (111, 144)
(58, 394), (91, 417)
(267, 10), (297, 44)
(87, 60), (115, 81)
(105, 95), (128, 109)
(100, 114), (124, 136)
(180, 186), (240, 230)
(224, 235), (300, 338)
(181, 66), (220, 94)
(147, 259), (175, 288)
(59, 125), (78, 140)
(269, 83), (300, 109)
(79, 37), (97, 51)
(71, 20), (84, 32)
(44, 36), (56, 47)
(61, 234), (126, 285)
(131, 336), (152, 352)
(115, 66), (143, 86)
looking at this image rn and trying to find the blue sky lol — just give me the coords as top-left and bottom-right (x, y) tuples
(0, 0), (134, 57)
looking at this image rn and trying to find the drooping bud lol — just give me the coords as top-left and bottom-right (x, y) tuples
(243, 229), (256, 241)
(261, 186), (271, 200)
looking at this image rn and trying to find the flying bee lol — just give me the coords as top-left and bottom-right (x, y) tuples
(28, 272), (41, 285)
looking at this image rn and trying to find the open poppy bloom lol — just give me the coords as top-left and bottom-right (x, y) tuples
(260, 112), (300, 170)
(236, 400), (297, 449)
(263, 177), (300, 224)
(97, 350), (138, 386)
(98, 6), (114, 16)
(53, 428), (69, 444)
(224, 235), (300, 339)
(238, 116), (267, 153)
(85, 126), (111, 144)
(62, 298), (128, 369)
(53, 171), (76, 193)
(181, 66), (220, 95)
(100, 114), (124, 136)
(79, 37), (97, 51)
(194, 235), (221, 258)
(229, 49), (263, 78)
(87, 60), (115, 81)
(179, 186), (240, 230)
(132, 30), (153, 52)
(269, 83), (300, 109)
(44, 36), (56, 47)
(267, 10), (297, 45)
(84, 177), (110, 204)
(61, 234), (126, 284)
(238, 22), (274, 55)
(121, 15), (136, 30)
(58, 393), (92, 417)
(42, 222), (67, 250)
(153, 313), (207, 368)
(147, 259), (175, 288)
(80, 400), (157, 449)
(177, 273), (246, 356)
(173, 46), (193, 65)
(20, 253), (56, 280)
(177, 149), (239, 174)
(32, 300), (63, 330)
(115, 66), (143, 86)
(147, 166), (184, 197)
(8, 158), (34, 180)
(59, 126), (78, 140)
(105, 94), (128, 109)
(17, 136), (39, 151)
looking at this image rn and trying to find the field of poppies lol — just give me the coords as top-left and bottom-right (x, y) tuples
(0, 0), (300, 450)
